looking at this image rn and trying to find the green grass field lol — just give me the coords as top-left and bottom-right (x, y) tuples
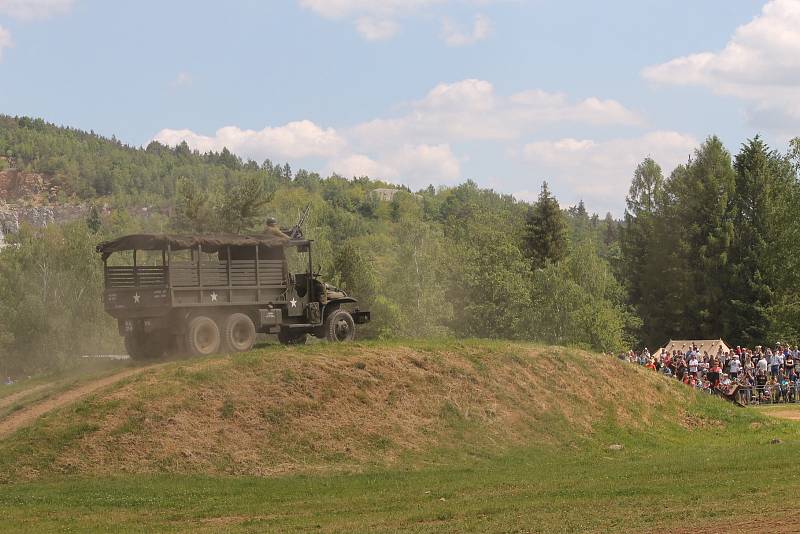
(1, 342), (798, 533)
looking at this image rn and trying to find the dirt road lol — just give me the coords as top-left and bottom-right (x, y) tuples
(0, 366), (153, 439)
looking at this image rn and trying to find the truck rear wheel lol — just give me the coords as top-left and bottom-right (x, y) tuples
(125, 331), (166, 360)
(324, 309), (355, 342)
(185, 315), (221, 356)
(222, 313), (257, 353)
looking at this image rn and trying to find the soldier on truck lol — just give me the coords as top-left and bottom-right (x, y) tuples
(96, 216), (370, 359)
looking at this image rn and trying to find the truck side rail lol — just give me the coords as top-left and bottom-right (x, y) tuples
(105, 266), (167, 288)
(170, 260), (286, 288)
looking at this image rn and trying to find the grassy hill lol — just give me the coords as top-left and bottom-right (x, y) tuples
(1, 340), (798, 532)
(1, 340), (707, 480)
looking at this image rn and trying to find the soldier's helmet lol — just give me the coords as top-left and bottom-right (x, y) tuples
(266, 216), (278, 226)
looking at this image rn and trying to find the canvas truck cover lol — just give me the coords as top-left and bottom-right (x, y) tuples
(96, 233), (294, 260)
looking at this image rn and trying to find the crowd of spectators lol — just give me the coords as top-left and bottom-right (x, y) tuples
(621, 343), (800, 404)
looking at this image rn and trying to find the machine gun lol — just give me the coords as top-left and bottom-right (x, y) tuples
(289, 204), (311, 239)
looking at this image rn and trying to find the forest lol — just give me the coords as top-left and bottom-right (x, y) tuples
(0, 115), (798, 374)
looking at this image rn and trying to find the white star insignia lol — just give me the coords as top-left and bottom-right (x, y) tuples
(133, 293), (141, 304)
(210, 292), (218, 302)
(290, 298), (297, 307)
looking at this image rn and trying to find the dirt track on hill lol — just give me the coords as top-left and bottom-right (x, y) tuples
(0, 367), (153, 439)
(0, 384), (50, 411)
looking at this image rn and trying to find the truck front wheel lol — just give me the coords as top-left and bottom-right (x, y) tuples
(324, 309), (355, 342)
(185, 316), (221, 356)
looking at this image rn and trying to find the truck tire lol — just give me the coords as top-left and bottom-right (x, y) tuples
(278, 328), (307, 345)
(222, 313), (256, 353)
(184, 315), (221, 356)
(323, 308), (355, 342)
(125, 332), (166, 360)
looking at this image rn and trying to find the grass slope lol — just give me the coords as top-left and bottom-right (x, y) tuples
(1, 340), (693, 479)
(1, 340), (798, 533)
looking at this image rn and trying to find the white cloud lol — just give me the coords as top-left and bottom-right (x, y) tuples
(328, 154), (392, 178)
(0, 26), (12, 60)
(0, 0), (73, 20)
(153, 120), (347, 161)
(352, 79), (643, 147)
(388, 144), (460, 186)
(0, 0), (74, 62)
(299, 0), (446, 19)
(519, 131), (697, 209)
(354, 16), (399, 40)
(441, 13), (492, 46)
(298, 0), (495, 43)
(152, 78), (647, 208)
(328, 144), (460, 188)
(643, 0), (800, 129)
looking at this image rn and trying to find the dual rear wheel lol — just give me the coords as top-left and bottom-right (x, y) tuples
(184, 313), (257, 356)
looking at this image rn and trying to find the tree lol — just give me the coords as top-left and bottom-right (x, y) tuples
(619, 158), (665, 346)
(173, 177), (214, 232)
(523, 182), (567, 269)
(86, 204), (102, 233)
(216, 174), (268, 233)
(642, 137), (736, 342)
(723, 137), (775, 346)
(531, 238), (638, 352)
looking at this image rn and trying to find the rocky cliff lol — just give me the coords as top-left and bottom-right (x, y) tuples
(0, 166), (86, 247)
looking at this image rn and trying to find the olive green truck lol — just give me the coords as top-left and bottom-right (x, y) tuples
(96, 232), (370, 359)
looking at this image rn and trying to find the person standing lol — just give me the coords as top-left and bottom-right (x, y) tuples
(769, 349), (782, 379)
(688, 354), (699, 378)
(729, 356), (741, 380)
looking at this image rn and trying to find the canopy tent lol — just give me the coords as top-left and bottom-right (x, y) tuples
(654, 339), (732, 356)
(96, 233), (296, 260)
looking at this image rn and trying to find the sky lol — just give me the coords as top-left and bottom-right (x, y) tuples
(1, 0), (798, 215)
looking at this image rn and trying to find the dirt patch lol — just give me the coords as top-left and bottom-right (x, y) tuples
(665, 516), (794, 533)
(0, 367), (157, 439)
(759, 408), (800, 421)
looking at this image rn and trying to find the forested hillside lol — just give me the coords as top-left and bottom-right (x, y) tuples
(0, 115), (799, 374)
(0, 116), (630, 374)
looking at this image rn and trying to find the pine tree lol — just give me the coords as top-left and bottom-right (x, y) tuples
(523, 182), (567, 269)
(619, 158), (665, 346)
(86, 204), (102, 234)
(725, 137), (778, 346)
(665, 136), (736, 339)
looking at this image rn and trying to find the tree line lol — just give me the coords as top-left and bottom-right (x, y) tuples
(621, 135), (800, 349)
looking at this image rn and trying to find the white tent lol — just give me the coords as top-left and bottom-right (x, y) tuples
(654, 339), (732, 356)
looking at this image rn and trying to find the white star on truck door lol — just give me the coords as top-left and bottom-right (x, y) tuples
(290, 298), (297, 307)
(133, 293), (141, 303)
(210, 292), (218, 302)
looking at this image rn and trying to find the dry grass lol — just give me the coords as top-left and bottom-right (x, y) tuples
(0, 341), (696, 480)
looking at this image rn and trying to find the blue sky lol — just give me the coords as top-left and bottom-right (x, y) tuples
(1, 0), (797, 214)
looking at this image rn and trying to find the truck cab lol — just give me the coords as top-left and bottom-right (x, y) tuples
(96, 233), (370, 359)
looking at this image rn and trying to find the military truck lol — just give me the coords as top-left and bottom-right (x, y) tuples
(96, 230), (370, 359)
